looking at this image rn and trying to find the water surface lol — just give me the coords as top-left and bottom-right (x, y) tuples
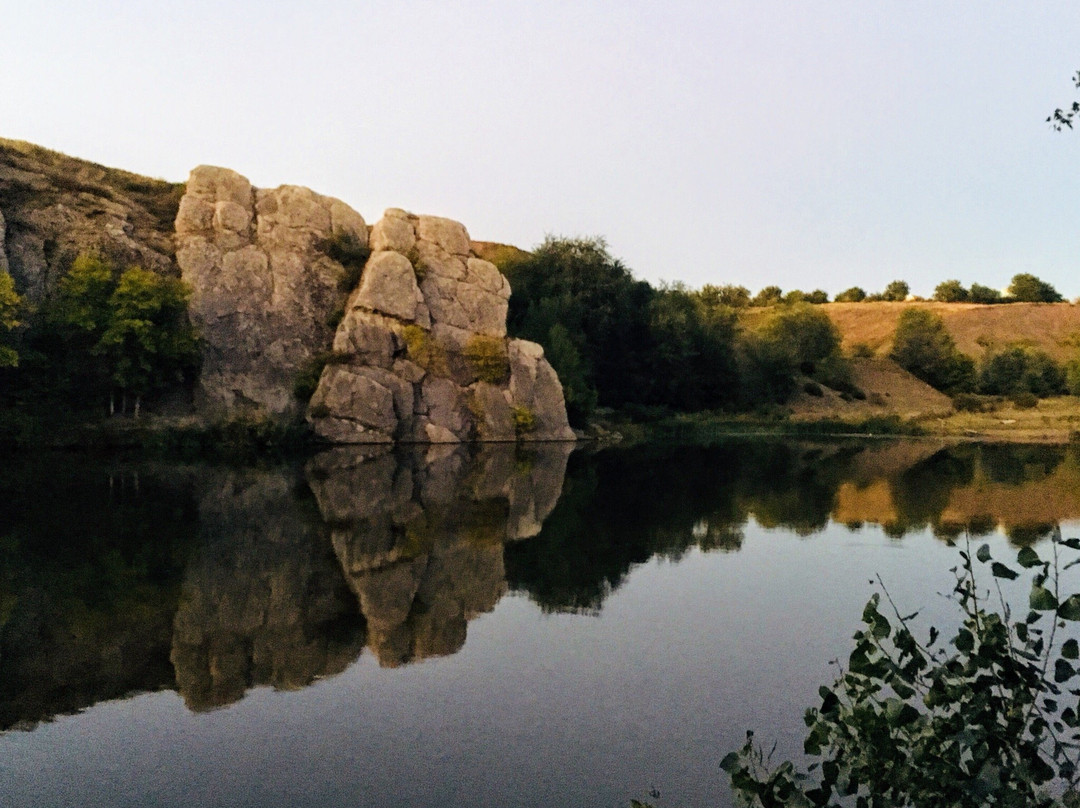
(3, 439), (1079, 807)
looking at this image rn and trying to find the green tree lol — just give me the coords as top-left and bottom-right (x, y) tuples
(0, 271), (21, 367)
(969, 283), (1003, 304)
(757, 303), (842, 376)
(543, 322), (596, 425)
(95, 266), (200, 416)
(889, 308), (975, 393)
(697, 283), (749, 310)
(1009, 273), (1064, 303)
(722, 535), (1080, 807)
(882, 279), (910, 302)
(933, 279), (969, 303)
(750, 285), (783, 307)
(834, 286), (867, 303)
(978, 345), (1066, 398)
(805, 289), (829, 304)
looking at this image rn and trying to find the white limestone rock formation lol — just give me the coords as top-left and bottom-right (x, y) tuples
(308, 209), (574, 443)
(175, 166), (368, 415)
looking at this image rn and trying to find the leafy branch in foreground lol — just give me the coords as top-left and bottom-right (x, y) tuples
(722, 530), (1080, 807)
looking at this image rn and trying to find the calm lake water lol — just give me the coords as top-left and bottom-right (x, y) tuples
(3, 439), (1080, 808)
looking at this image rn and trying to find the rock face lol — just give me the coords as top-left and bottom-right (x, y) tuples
(309, 209), (575, 443)
(175, 166), (368, 415)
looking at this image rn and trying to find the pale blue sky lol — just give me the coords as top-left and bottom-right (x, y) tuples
(6, 1), (1080, 297)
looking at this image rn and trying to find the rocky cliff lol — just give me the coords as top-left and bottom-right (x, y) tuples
(0, 144), (573, 442)
(308, 208), (574, 442)
(175, 165), (369, 415)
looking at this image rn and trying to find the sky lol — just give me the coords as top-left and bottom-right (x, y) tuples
(6, 1), (1080, 298)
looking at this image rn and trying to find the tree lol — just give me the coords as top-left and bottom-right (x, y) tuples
(1009, 273), (1063, 303)
(978, 345), (1066, 398)
(889, 308), (975, 393)
(697, 283), (750, 310)
(969, 283), (1003, 304)
(750, 285), (783, 307)
(44, 253), (199, 416)
(757, 303), (842, 375)
(882, 279), (910, 302)
(834, 286), (867, 303)
(933, 279), (969, 303)
(95, 266), (200, 416)
(805, 289), (829, 304)
(722, 534), (1080, 807)
(0, 271), (21, 367)
(1048, 70), (1080, 130)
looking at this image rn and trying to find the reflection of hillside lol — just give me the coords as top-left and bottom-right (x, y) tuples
(306, 444), (571, 667)
(831, 444), (1080, 538)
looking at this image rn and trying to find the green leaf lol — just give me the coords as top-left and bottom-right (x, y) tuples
(1056, 659), (1076, 683)
(1031, 585), (1059, 611)
(976, 543), (991, 563)
(991, 562), (1019, 580)
(955, 628), (975, 653)
(1017, 546), (1042, 568)
(1059, 595), (1080, 621)
(1064, 639), (1079, 660)
(719, 752), (741, 773)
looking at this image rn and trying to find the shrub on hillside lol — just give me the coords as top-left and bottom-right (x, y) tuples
(978, 345), (1066, 398)
(889, 308), (975, 394)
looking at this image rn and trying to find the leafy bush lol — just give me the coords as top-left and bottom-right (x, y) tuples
(882, 279), (910, 301)
(512, 405), (537, 436)
(723, 533), (1080, 807)
(979, 345), (1066, 398)
(890, 308), (976, 394)
(1009, 273), (1064, 303)
(324, 230), (371, 290)
(934, 279), (970, 302)
(750, 286), (784, 307)
(970, 283), (1004, 304)
(834, 287), (867, 303)
(952, 392), (999, 413)
(465, 334), (509, 384)
(1011, 390), (1040, 409)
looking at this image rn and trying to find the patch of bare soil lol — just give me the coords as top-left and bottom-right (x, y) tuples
(788, 357), (953, 421)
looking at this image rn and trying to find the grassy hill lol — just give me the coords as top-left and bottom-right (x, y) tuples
(819, 301), (1080, 362)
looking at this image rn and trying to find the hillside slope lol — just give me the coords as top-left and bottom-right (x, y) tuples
(0, 138), (183, 304)
(821, 301), (1080, 362)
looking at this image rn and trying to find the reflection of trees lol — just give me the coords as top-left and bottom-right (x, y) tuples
(6, 439), (1080, 725)
(0, 456), (196, 730)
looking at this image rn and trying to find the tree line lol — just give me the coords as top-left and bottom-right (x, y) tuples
(500, 236), (858, 425)
(708, 272), (1066, 307)
(0, 253), (200, 420)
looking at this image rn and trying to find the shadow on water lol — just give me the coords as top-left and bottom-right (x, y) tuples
(3, 439), (1080, 728)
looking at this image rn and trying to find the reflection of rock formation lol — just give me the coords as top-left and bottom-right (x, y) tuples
(170, 468), (365, 711)
(306, 443), (571, 667)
